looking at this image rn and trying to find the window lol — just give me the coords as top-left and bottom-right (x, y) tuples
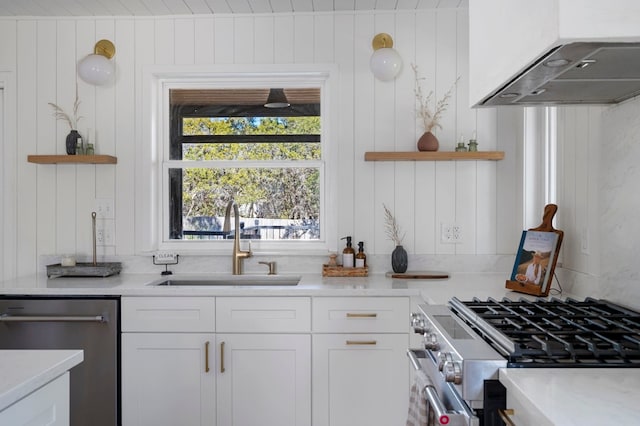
(137, 65), (339, 254)
(167, 88), (322, 242)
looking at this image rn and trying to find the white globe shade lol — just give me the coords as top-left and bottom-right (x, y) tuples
(369, 48), (403, 81)
(78, 54), (114, 86)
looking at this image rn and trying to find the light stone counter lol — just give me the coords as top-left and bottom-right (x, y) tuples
(499, 368), (640, 425)
(0, 350), (83, 412)
(0, 271), (550, 303)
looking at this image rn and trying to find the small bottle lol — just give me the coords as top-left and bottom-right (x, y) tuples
(86, 143), (95, 155)
(455, 134), (467, 152)
(76, 136), (84, 155)
(341, 236), (355, 268)
(468, 131), (478, 152)
(355, 241), (366, 268)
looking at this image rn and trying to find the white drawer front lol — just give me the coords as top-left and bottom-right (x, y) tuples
(122, 297), (215, 332)
(312, 297), (409, 333)
(216, 297), (311, 332)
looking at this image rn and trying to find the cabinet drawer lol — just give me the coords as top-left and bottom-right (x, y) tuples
(122, 297), (215, 332)
(216, 297), (311, 332)
(312, 297), (409, 333)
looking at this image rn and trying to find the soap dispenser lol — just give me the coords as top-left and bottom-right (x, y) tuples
(355, 241), (366, 268)
(341, 236), (355, 268)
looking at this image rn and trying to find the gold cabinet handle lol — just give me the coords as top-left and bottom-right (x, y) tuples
(498, 409), (516, 426)
(346, 313), (378, 318)
(205, 341), (210, 373)
(220, 341), (225, 373)
(346, 340), (377, 345)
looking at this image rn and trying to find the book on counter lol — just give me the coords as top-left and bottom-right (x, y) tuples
(510, 230), (560, 295)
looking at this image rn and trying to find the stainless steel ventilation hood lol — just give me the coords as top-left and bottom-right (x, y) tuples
(479, 41), (640, 106)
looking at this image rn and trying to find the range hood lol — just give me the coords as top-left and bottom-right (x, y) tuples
(480, 42), (640, 106)
(469, 0), (640, 107)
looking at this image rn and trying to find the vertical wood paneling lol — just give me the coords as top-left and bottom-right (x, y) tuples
(16, 20), (38, 275)
(2, 8), (519, 277)
(115, 19), (136, 255)
(414, 9), (437, 254)
(34, 20), (57, 262)
(233, 16), (254, 64)
(253, 15), (274, 64)
(194, 18), (215, 64)
(394, 12), (416, 253)
(586, 106), (602, 276)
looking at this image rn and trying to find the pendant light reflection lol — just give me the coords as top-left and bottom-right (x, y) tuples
(370, 33), (403, 81)
(264, 88), (290, 108)
(78, 39), (116, 86)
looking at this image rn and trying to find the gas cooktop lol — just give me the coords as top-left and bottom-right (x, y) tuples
(449, 297), (640, 367)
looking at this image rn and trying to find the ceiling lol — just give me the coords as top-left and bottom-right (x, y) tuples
(0, 0), (468, 17)
(171, 88), (320, 105)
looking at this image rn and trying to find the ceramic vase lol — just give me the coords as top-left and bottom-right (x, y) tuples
(66, 129), (79, 155)
(417, 131), (439, 152)
(391, 245), (408, 273)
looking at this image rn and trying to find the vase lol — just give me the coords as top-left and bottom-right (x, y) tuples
(391, 245), (408, 273)
(417, 131), (439, 152)
(66, 129), (79, 155)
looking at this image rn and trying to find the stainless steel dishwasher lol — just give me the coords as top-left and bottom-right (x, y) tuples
(0, 296), (119, 426)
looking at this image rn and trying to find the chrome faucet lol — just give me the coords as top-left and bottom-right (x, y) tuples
(223, 200), (252, 275)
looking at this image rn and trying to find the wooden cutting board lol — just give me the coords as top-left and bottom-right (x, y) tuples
(385, 271), (449, 279)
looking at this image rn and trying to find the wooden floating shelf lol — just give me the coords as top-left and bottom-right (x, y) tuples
(364, 151), (505, 161)
(27, 155), (117, 164)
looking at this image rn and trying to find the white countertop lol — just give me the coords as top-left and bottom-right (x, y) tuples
(0, 271), (547, 304)
(0, 350), (84, 411)
(499, 368), (640, 425)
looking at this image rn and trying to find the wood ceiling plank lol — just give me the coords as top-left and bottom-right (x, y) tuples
(269, 0), (293, 13)
(183, 0), (214, 14)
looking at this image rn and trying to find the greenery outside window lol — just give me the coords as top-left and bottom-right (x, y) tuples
(166, 87), (325, 245)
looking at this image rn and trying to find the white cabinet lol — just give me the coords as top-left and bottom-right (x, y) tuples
(121, 297), (216, 426)
(216, 297), (311, 426)
(312, 297), (410, 426)
(0, 372), (70, 426)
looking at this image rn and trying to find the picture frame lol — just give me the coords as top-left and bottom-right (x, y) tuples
(506, 204), (564, 297)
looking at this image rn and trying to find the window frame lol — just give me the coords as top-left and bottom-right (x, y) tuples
(137, 64), (339, 255)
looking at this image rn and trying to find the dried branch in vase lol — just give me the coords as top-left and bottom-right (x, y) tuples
(48, 85), (83, 130)
(412, 63), (460, 133)
(383, 204), (405, 246)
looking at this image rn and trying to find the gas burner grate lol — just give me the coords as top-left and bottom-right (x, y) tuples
(451, 297), (640, 367)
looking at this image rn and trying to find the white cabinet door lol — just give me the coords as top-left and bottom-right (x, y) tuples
(216, 334), (311, 426)
(121, 333), (216, 426)
(312, 333), (409, 426)
(0, 372), (70, 426)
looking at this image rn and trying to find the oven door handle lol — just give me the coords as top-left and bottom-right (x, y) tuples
(407, 349), (479, 426)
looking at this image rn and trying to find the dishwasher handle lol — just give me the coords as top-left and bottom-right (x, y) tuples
(0, 314), (107, 323)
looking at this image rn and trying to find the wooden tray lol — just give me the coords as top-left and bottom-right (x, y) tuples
(47, 262), (122, 278)
(322, 265), (368, 277)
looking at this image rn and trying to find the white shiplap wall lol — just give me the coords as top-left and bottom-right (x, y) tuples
(0, 10), (521, 278)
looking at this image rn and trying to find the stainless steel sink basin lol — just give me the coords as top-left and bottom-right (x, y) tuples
(150, 275), (301, 287)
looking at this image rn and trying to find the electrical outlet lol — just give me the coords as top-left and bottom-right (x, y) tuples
(581, 227), (590, 254)
(95, 198), (114, 219)
(96, 221), (114, 246)
(441, 223), (463, 243)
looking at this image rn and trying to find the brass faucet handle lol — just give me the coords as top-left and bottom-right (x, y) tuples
(259, 261), (277, 275)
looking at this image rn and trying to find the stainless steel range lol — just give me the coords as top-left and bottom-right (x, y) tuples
(408, 297), (640, 426)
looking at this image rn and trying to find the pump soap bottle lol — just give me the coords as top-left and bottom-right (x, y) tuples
(355, 241), (366, 268)
(341, 236), (355, 268)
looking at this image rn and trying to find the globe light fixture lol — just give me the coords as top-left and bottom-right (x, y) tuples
(370, 33), (403, 81)
(78, 39), (116, 86)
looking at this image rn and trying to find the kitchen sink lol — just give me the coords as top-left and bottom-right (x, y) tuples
(149, 275), (301, 287)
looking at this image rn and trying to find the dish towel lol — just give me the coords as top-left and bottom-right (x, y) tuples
(406, 372), (436, 426)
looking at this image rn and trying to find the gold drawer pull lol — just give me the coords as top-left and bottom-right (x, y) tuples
(498, 409), (516, 426)
(346, 313), (378, 318)
(346, 340), (377, 345)
(205, 341), (210, 373)
(220, 341), (225, 373)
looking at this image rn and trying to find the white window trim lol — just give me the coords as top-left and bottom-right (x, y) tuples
(136, 64), (339, 255)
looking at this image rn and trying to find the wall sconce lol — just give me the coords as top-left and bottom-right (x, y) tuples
(369, 33), (403, 81)
(78, 39), (116, 86)
(264, 88), (290, 108)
